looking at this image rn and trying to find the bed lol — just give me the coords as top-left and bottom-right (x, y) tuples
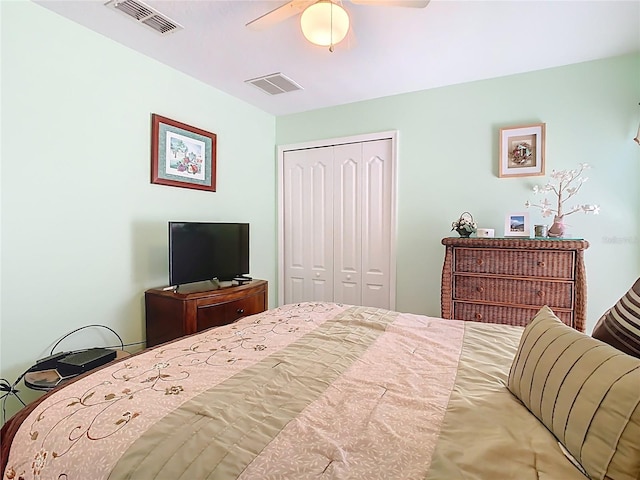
(2, 301), (639, 480)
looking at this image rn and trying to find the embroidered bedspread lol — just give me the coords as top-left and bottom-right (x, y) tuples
(2, 302), (584, 479)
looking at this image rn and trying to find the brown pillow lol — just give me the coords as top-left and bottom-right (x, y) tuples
(508, 306), (640, 480)
(592, 277), (640, 358)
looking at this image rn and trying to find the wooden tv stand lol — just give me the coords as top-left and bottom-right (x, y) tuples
(144, 280), (268, 347)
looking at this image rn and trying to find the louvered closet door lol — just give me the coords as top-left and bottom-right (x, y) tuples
(282, 147), (334, 303)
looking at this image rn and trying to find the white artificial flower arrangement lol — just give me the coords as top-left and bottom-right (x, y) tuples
(525, 163), (600, 218)
(525, 163), (599, 237)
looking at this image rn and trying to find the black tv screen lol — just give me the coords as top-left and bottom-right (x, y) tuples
(169, 222), (249, 285)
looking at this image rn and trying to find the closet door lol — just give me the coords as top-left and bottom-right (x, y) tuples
(333, 143), (362, 305)
(279, 132), (396, 309)
(361, 139), (393, 308)
(282, 147), (334, 303)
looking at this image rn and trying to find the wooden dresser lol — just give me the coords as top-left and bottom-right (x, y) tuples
(441, 238), (589, 332)
(145, 280), (268, 347)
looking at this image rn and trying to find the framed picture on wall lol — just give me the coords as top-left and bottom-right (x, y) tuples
(498, 123), (545, 178)
(504, 212), (531, 237)
(151, 114), (217, 192)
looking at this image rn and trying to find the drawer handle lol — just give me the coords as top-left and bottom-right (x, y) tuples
(237, 308), (245, 314)
(475, 313), (483, 321)
(537, 261), (546, 267)
(476, 286), (485, 293)
(476, 258), (484, 266)
(537, 291), (545, 298)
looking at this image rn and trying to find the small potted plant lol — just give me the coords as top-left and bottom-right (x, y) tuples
(451, 212), (477, 237)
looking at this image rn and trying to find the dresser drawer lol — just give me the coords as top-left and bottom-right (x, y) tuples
(453, 275), (574, 309)
(196, 293), (265, 331)
(454, 248), (575, 279)
(453, 302), (573, 328)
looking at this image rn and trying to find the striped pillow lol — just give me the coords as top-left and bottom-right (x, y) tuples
(592, 277), (640, 358)
(508, 306), (640, 480)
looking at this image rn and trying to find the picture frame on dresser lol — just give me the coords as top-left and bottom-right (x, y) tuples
(498, 123), (545, 178)
(504, 212), (530, 237)
(150, 114), (217, 192)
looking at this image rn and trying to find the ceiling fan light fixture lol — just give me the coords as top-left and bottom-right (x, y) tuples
(300, 1), (350, 48)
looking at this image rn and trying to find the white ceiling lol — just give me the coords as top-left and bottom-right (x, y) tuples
(36, 0), (640, 116)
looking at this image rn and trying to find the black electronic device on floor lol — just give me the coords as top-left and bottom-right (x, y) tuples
(30, 351), (71, 372)
(25, 348), (118, 391)
(56, 348), (117, 376)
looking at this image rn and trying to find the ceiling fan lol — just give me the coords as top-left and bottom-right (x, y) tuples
(246, 0), (430, 51)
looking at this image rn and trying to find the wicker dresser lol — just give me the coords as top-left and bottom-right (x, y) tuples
(441, 237), (589, 332)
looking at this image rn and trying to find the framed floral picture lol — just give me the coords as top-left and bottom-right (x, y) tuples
(498, 123), (545, 178)
(504, 212), (531, 237)
(151, 114), (217, 192)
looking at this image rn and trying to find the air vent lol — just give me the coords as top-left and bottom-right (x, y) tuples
(245, 73), (303, 95)
(105, 0), (183, 35)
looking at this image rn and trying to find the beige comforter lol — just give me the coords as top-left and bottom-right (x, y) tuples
(3, 303), (585, 479)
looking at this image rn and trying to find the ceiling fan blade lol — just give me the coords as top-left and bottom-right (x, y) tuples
(246, 0), (315, 30)
(350, 0), (430, 7)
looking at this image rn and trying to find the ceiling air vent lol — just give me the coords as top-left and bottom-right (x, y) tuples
(105, 0), (183, 35)
(245, 73), (303, 96)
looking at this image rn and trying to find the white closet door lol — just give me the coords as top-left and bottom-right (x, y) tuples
(279, 131), (396, 309)
(282, 147), (334, 304)
(333, 143), (362, 305)
(361, 139), (393, 308)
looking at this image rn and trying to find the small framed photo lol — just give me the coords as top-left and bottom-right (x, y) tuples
(498, 123), (545, 178)
(505, 212), (531, 237)
(151, 114), (217, 192)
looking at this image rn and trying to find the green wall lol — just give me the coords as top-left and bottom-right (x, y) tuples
(1, 1), (277, 416)
(277, 53), (640, 329)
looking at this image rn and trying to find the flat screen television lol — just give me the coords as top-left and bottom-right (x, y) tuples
(169, 222), (249, 286)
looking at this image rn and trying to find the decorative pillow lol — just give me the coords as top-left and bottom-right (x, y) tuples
(508, 306), (640, 480)
(592, 277), (640, 358)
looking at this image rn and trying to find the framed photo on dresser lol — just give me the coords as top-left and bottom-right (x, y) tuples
(504, 212), (530, 237)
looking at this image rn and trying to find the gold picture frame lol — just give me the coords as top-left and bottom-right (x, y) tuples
(498, 123), (545, 178)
